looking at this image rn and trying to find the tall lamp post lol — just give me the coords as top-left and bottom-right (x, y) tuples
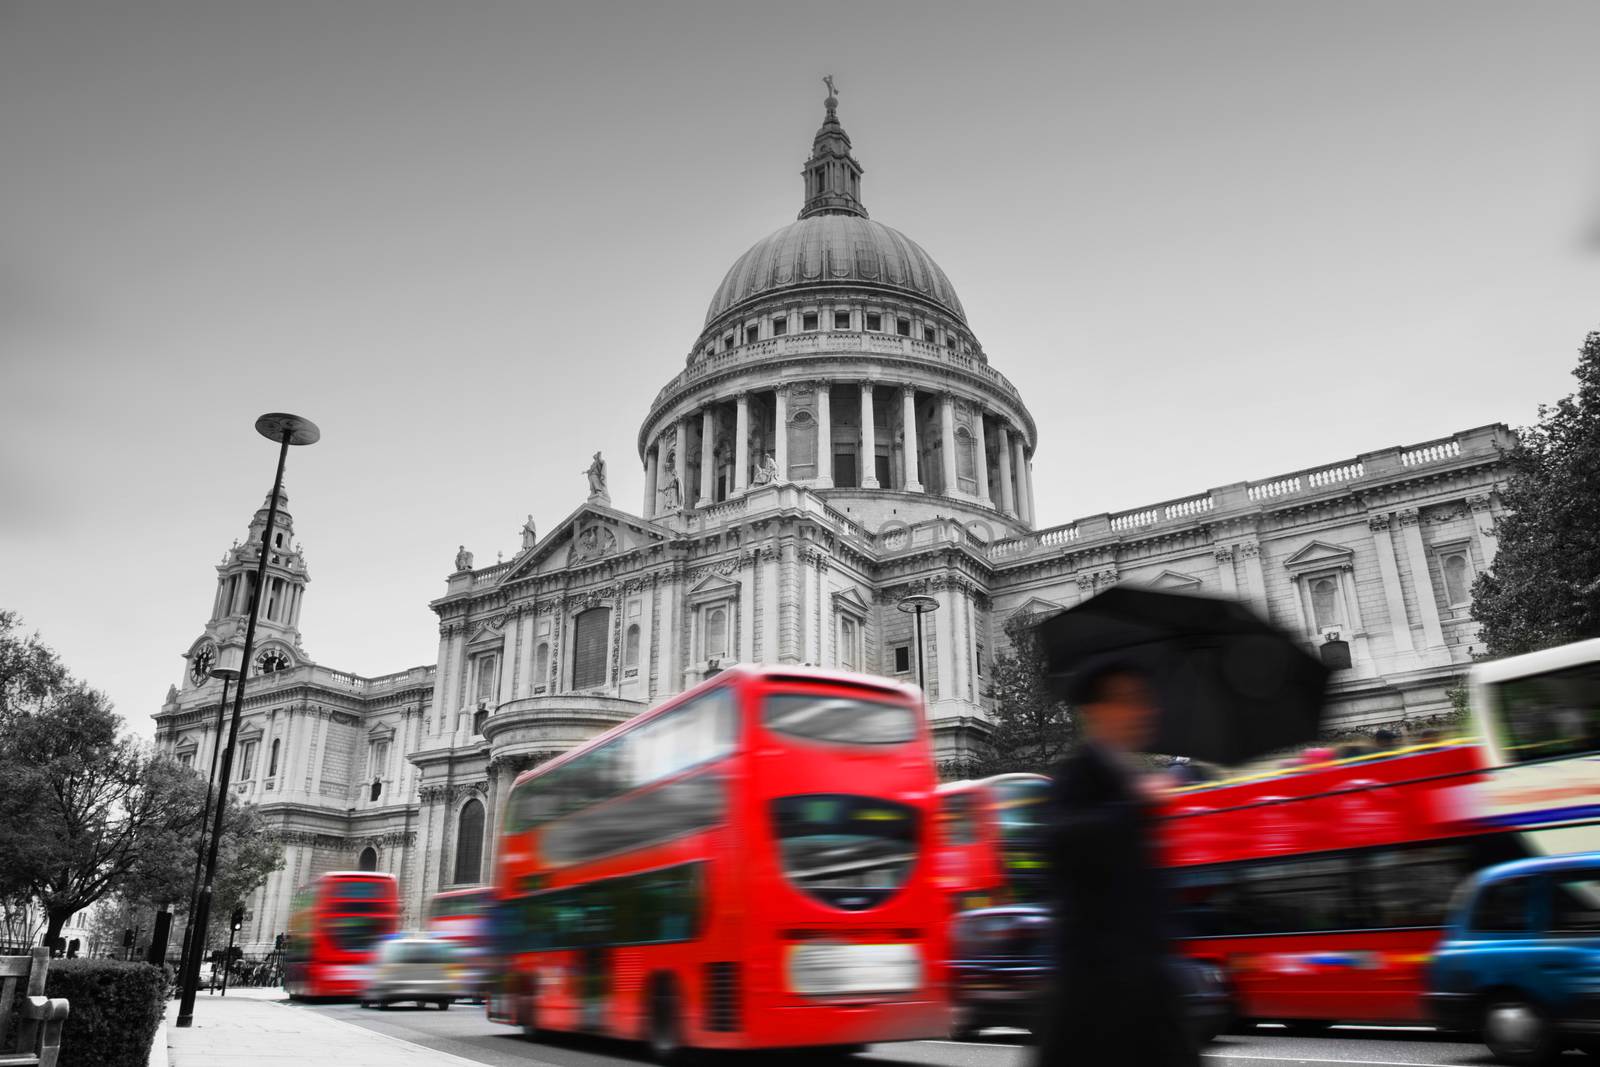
(895, 593), (940, 694)
(176, 664), (238, 986)
(176, 413), (319, 1028)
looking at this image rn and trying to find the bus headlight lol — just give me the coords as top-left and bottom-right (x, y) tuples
(787, 942), (921, 996)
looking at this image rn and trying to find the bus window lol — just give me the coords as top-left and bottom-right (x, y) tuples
(1237, 855), (1357, 934)
(771, 794), (918, 910)
(762, 693), (917, 745)
(1490, 661), (1600, 763)
(939, 793), (979, 845)
(1359, 844), (1472, 929)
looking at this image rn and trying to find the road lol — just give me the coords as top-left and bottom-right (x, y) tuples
(296, 999), (1590, 1066)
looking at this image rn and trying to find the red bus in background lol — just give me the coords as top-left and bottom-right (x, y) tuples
(935, 774), (1051, 911)
(428, 886), (494, 1000)
(1158, 740), (1528, 1028)
(283, 872), (400, 999)
(487, 666), (950, 1059)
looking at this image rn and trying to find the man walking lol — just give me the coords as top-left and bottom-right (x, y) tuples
(1034, 663), (1196, 1065)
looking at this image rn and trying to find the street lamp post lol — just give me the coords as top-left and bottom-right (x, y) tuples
(895, 593), (940, 694)
(176, 413), (319, 1028)
(176, 665), (238, 986)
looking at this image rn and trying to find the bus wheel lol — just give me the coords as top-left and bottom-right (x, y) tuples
(436, 998), (451, 1010)
(1483, 995), (1556, 1066)
(519, 989), (540, 1042)
(647, 975), (685, 1064)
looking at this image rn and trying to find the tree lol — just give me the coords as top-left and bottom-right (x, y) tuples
(968, 610), (1077, 777)
(1472, 331), (1600, 657)
(0, 613), (283, 949)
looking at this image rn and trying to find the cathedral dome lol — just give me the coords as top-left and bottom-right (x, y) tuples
(704, 215), (967, 327)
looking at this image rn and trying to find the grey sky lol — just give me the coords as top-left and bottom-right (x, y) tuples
(4, 0), (1597, 737)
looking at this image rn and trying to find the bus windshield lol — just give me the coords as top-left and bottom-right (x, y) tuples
(1487, 660), (1600, 763)
(771, 794), (919, 911)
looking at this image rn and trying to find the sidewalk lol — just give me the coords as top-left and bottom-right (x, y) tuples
(161, 986), (487, 1067)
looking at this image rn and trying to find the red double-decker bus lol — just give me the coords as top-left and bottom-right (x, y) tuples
(283, 872), (400, 999)
(1157, 740), (1526, 1028)
(428, 886), (493, 1000)
(935, 774), (1051, 911)
(486, 666), (950, 1059)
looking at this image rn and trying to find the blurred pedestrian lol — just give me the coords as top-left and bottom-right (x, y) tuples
(1034, 663), (1197, 1066)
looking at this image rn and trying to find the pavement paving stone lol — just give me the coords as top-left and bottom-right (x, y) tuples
(164, 987), (489, 1067)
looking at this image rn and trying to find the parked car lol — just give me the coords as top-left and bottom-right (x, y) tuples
(947, 904), (1232, 1044)
(1427, 854), (1600, 1065)
(359, 934), (466, 1010)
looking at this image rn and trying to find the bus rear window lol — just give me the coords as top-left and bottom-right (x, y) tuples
(763, 693), (917, 745)
(1490, 661), (1600, 763)
(330, 879), (393, 901)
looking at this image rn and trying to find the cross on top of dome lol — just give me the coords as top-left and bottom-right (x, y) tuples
(800, 75), (867, 220)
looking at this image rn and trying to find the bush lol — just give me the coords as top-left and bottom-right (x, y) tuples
(43, 959), (166, 1067)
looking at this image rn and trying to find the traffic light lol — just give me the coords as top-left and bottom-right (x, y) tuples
(230, 906), (243, 932)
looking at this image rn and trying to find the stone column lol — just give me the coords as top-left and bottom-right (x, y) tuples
(1213, 546), (1240, 599)
(859, 381), (879, 488)
(1239, 541), (1269, 617)
(997, 425), (1016, 516)
(773, 387), (789, 482)
(1368, 513), (1416, 654)
(699, 407), (715, 504)
(1024, 455), (1038, 525)
(1398, 509), (1447, 648)
(939, 393), (958, 495)
(734, 393), (750, 494)
(674, 418), (688, 509)
(654, 434), (671, 515)
(1011, 434), (1030, 524)
(643, 446), (658, 517)
(1468, 493), (1498, 567)
(816, 383), (834, 488)
(901, 386), (922, 492)
(973, 411), (991, 505)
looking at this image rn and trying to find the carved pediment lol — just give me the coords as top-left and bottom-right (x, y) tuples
(500, 502), (673, 583)
(465, 621), (505, 652)
(1145, 569), (1203, 591)
(687, 572), (740, 605)
(832, 587), (871, 617)
(1012, 597), (1063, 621)
(1282, 539), (1355, 575)
(367, 722), (396, 743)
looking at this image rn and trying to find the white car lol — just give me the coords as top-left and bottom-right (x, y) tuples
(359, 935), (466, 1010)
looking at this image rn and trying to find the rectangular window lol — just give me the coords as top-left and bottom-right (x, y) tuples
(896, 317), (911, 337)
(946, 334), (956, 349)
(1236, 855), (1356, 933)
(745, 323), (760, 344)
(723, 333), (734, 349)
(1438, 547), (1473, 607)
(1358, 844), (1471, 928)
(865, 312), (882, 332)
(802, 312), (818, 331)
(892, 645), (911, 674)
(1471, 877), (1533, 933)
(572, 607), (612, 690)
(240, 741), (257, 780)
(1549, 871), (1600, 935)
(834, 310), (851, 330)
(772, 316), (787, 337)
(839, 616), (859, 672)
(1489, 661), (1600, 764)
(923, 326), (936, 343)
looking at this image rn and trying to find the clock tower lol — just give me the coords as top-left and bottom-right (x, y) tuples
(182, 487), (311, 692)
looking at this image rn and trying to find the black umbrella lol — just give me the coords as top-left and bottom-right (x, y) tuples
(1034, 586), (1330, 766)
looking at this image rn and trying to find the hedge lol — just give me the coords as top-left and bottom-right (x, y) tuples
(43, 959), (166, 1067)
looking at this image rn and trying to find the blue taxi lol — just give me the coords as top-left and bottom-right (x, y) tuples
(1427, 853), (1600, 1064)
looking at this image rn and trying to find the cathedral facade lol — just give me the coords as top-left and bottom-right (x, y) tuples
(154, 92), (1510, 949)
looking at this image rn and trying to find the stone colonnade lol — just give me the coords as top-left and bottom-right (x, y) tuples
(643, 381), (1036, 521)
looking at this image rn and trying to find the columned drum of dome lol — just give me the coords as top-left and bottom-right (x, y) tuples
(640, 91), (1039, 536)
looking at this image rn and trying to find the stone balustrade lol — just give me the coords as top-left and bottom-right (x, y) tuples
(651, 332), (1023, 409)
(986, 424), (1509, 564)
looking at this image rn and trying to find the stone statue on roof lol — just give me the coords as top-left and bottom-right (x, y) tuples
(521, 515), (537, 549)
(823, 74), (836, 98)
(584, 452), (609, 503)
(454, 544), (473, 572)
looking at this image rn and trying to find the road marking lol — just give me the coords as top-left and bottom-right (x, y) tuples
(1202, 1055), (1475, 1067)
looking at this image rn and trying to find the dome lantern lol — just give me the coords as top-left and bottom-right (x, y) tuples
(799, 75), (866, 220)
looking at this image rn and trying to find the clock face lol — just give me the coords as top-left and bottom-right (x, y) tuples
(190, 643), (217, 686)
(255, 648), (291, 675)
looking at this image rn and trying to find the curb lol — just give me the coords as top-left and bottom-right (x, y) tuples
(151, 1001), (172, 1067)
(273, 998), (532, 1067)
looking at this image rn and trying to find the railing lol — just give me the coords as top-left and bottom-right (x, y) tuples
(651, 332), (1023, 409)
(985, 425), (1505, 563)
(472, 561), (513, 586)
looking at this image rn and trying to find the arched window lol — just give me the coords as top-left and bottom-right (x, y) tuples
(788, 410), (817, 479)
(1441, 550), (1472, 607)
(956, 427), (977, 483)
(453, 799), (485, 885)
(268, 738), (280, 778)
(533, 642), (550, 690)
(358, 846), (378, 872)
(625, 624), (641, 670)
(475, 655), (497, 705)
(572, 608), (611, 690)
(1310, 576), (1343, 632)
(704, 606), (729, 659)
